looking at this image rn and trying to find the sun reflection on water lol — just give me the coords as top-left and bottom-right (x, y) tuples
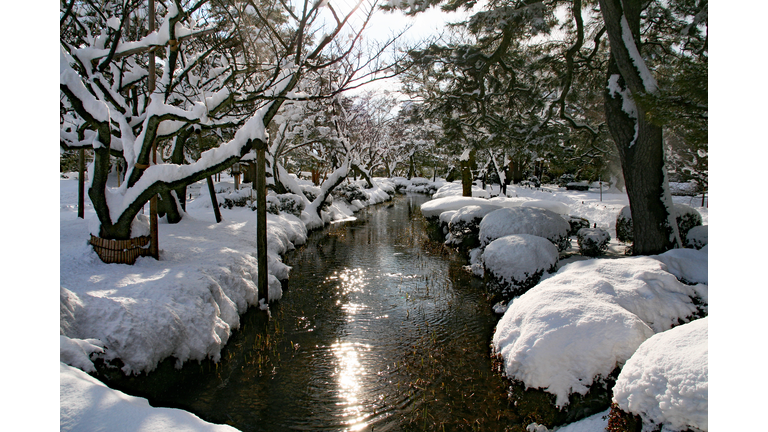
(331, 341), (372, 430)
(326, 267), (374, 430)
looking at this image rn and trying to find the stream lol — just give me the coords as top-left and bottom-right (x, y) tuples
(99, 193), (524, 431)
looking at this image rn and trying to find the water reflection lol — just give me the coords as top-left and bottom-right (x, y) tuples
(100, 194), (522, 431)
(332, 341), (371, 430)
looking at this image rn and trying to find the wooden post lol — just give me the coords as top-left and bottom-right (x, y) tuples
(256, 145), (268, 306)
(207, 176), (222, 223)
(78, 148), (85, 219)
(147, 0), (159, 259)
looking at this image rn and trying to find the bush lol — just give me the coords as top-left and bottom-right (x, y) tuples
(333, 182), (368, 203)
(566, 181), (590, 191)
(577, 227), (611, 257)
(567, 216), (591, 237)
(558, 174), (575, 187)
(221, 188), (251, 209)
(482, 234), (559, 302)
(685, 225), (708, 250)
(674, 204), (703, 245)
(616, 206), (634, 243)
(446, 204), (502, 249)
(479, 207), (571, 252)
(615, 204), (702, 246)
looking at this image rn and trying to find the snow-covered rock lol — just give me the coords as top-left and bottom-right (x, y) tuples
(482, 234), (559, 299)
(612, 317), (708, 432)
(479, 207), (571, 251)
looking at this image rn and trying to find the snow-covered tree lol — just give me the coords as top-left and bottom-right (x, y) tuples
(60, 0), (403, 242)
(390, 0), (707, 255)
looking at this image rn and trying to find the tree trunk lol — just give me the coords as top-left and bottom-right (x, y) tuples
(599, 0), (676, 255)
(256, 145), (268, 306)
(461, 149), (476, 197)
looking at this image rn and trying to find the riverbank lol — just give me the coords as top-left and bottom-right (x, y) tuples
(59, 176), (710, 431)
(59, 174), (443, 431)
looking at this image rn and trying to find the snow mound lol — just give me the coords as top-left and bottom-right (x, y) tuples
(60, 335), (105, 373)
(492, 257), (703, 407)
(653, 245), (708, 286)
(612, 317), (708, 432)
(60, 362), (238, 431)
(479, 207), (570, 251)
(432, 182), (490, 198)
(482, 234), (558, 292)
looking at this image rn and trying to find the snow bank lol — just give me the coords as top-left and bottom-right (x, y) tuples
(612, 317), (708, 432)
(60, 362), (238, 432)
(432, 181), (490, 198)
(653, 245), (708, 286)
(492, 256), (705, 407)
(59, 175), (393, 375)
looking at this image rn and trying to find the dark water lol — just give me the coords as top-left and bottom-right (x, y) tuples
(100, 193), (522, 431)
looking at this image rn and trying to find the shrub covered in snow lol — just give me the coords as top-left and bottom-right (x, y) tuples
(333, 182), (368, 203)
(577, 227), (611, 257)
(492, 256), (706, 410)
(685, 225), (708, 250)
(446, 204), (503, 248)
(438, 210), (457, 235)
(611, 317), (708, 432)
(565, 181), (590, 191)
(668, 181), (700, 196)
(221, 188), (251, 209)
(566, 215), (591, 237)
(558, 173), (575, 187)
(420, 196), (495, 220)
(260, 193), (306, 217)
(479, 207), (571, 251)
(615, 206), (633, 243)
(482, 234), (559, 301)
(615, 204), (703, 246)
(674, 204), (703, 245)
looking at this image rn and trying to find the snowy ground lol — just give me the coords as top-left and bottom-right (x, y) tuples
(41, 175), (721, 430)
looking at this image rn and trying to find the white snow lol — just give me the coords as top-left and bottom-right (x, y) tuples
(432, 181), (490, 198)
(492, 254), (706, 408)
(57, 174), (712, 431)
(612, 317), (708, 432)
(482, 234), (559, 285)
(478, 207), (570, 249)
(60, 362), (238, 431)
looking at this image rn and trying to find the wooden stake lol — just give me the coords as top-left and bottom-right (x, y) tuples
(78, 148), (85, 219)
(207, 176), (222, 223)
(147, 0), (159, 260)
(256, 146), (268, 306)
